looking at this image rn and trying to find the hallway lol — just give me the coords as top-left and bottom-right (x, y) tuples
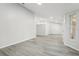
(0, 35), (79, 56)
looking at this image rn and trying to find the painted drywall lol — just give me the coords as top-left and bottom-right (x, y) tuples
(49, 23), (63, 34)
(0, 3), (36, 48)
(63, 11), (79, 51)
(36, 23), (49, 36)
(35, 16), (63, 35)
(35, 16), (49, 35)
(36, 24), (46, 35)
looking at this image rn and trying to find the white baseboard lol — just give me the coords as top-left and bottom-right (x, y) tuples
(0, 36), (36, 49)
(64, 41), (79, 51)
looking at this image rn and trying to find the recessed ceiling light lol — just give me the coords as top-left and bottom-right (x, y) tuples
(37, 3), (42, 5)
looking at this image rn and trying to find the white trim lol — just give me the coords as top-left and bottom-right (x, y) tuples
(0, 36), (36, 49)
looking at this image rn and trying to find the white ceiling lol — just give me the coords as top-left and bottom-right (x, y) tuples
(22, 3), (79, 21)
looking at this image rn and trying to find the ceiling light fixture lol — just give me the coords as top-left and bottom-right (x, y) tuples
(37, 3), (42, 5)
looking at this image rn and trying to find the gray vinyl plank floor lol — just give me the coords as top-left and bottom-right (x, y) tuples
(0, 34), (79, 56)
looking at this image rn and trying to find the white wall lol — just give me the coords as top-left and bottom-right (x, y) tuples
(0, 3), (36, 48)
(49, 23), (63, 34)
(63, 11), (79, 51)
(35, 16), (49, 35)
(36, 23), (49, 36)
(36, 24), (46, 35)
(35, 16), (63, 35)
